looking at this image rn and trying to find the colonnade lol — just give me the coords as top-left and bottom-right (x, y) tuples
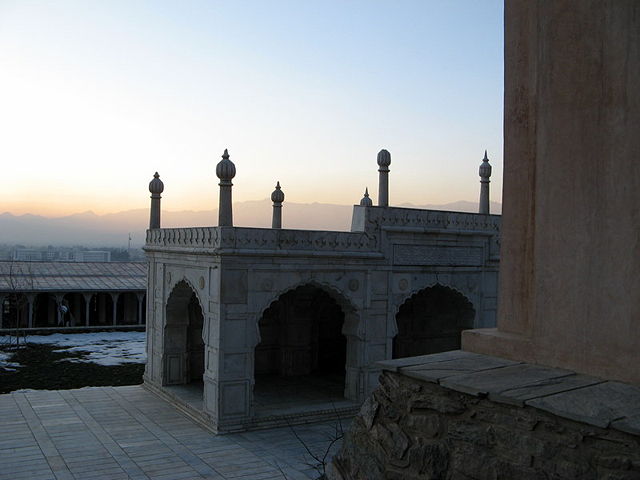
(0, 290), (146, 329)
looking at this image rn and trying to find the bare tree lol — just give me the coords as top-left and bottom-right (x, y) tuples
(3, 261), (34, 347)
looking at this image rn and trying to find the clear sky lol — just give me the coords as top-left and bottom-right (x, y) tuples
(0, 0), (504, 216)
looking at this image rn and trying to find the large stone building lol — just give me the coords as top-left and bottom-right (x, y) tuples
(143, 151), (501, 433)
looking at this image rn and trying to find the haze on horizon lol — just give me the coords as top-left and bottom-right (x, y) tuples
(0, 1), (504, 218)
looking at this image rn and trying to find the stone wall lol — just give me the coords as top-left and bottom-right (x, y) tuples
(330, 371), (640, 480)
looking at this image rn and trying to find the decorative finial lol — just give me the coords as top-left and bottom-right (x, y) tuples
(360, 187), (373, 206)
(271, 181), (285, 229)
(216, 148), (236, 181)
(216, 148), (236, 226)
(149, 171), (164, 194)
(148, 172), (164, 228)
(479, 149), (492, 214)
(377, 149), (391, 167)
(377, 149), (391, 207)
(479, 150), (492, 179)
(271, 181), (285, 204)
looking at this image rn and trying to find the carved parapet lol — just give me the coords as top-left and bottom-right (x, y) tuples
(145, 226), (380, 257)
(351, 206), (501, 235)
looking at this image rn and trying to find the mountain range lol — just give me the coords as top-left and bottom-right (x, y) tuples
(0, 199), (501, 247)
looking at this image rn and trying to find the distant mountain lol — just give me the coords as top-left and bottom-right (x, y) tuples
(0, 200), (501, 247)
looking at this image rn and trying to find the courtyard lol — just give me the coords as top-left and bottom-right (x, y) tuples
(0, 385), (347, 480)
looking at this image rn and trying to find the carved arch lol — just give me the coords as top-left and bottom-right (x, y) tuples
(165, 277), (204, 319)
(391, 283), (476, 358)
(251, 280), (361, 349)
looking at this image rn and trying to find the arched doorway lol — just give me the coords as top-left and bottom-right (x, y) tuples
(393, 284), (475, 359)
(164, 281), (205, 387)
(254, 285), (347, 411)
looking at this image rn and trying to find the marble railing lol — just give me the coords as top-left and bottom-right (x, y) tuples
(352, 206), (501, 233)
(145, 227), (378, 253)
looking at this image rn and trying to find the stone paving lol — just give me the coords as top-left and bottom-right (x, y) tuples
(0, 386), (349, 480)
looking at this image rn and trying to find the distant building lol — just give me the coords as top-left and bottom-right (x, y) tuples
(12, 249), (43, 261)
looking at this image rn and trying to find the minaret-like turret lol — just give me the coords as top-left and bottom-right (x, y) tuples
(271, 181), (285, 229)
(148, 172), (164, 229)
(479, 150), (492, 214)
(377, 149), (391, 207)
(216, 148), (236, 226)
(359, 187), (373, 206)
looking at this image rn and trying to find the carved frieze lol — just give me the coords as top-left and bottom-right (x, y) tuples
(393, 245), (484, 266)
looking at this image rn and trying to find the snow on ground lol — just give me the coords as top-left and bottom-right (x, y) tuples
(0, 331), (146, 367)
(0, 351), (21, 371)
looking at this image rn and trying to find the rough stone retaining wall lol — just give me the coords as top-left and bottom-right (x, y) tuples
(329, 371), (640, 480)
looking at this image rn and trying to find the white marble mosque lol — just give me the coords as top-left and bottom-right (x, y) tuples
(143, 149), (500, 433)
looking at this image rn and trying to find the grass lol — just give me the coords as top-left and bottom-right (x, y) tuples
(0, 343), (144, 394)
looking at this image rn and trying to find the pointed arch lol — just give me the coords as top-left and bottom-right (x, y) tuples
(163, 280), (205, 386)
(393, 283), (475, 359)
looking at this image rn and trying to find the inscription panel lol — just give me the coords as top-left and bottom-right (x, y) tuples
(393, 245), (484, 266)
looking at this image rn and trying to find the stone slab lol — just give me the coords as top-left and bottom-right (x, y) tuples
(400, 354), (520, 385)
(612, 413), (640, 436)
(526, 381), (640, 429)
(376, 350), (482, 372)
(439, 363), (601, 404)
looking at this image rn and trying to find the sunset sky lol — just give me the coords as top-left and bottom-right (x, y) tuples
(0, 1), (503, 217)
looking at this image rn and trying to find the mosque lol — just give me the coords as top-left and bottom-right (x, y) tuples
(143, 149), (500, 433)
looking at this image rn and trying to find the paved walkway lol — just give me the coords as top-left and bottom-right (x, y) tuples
(0, 386), (349, 480)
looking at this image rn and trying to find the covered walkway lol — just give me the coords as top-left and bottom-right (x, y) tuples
(0, 262), (146, 330)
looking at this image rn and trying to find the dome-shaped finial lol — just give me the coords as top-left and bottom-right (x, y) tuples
(271, 181), (285, 204)
(377, 149), (391, 167)
(479, 150), (492, 179)
(360, 187), (373, 206)
(149, 172), (164, 194)
(216, 148), (236, 181)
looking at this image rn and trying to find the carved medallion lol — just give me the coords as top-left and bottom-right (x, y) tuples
(398, 278), (409, 291)
(348, 279), (359, 292)
(166, 272), (172, 284)
(199, 276), (205, 289)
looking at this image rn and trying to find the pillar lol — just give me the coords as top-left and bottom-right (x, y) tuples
(479, 150), (492, 214)
(271, 181), (284, 229)
(377, 149), (391, 207)
(83, 293), (93, 326)
(149, 172), (164, 229)
(111, 293), (120, 325)
(216, 149), (236, 227)
(136, 292), (145, 324)
(55, 294), (65, 326)
(26, 294), (35, 329)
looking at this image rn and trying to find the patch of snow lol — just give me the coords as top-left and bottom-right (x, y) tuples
(0, 331), (146, 367)
(0, 350), (21, 371)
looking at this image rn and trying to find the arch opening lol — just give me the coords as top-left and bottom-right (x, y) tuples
(62, 293), (85, 327)
(163, 281), (205, 389)
(254, 284), (348, 412)
(393, 284), (475, 359)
